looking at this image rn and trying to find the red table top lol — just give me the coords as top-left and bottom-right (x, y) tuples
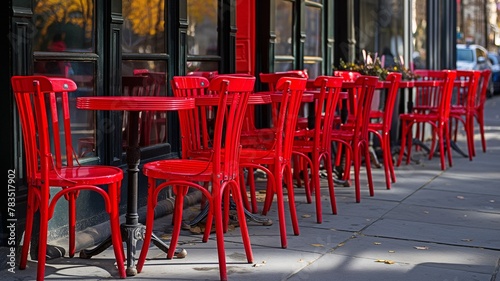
(76, 96), (195, 111)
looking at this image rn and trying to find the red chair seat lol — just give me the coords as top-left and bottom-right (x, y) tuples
(45, 166), (123, 185)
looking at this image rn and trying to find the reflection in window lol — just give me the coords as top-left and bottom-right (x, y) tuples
(274, 62), (294, 73)
(412, 0), (427, 69)
(32, 61), (97, 159)
(34, 0), (94, 52)
(359, 0), (404, 64)
(121, 61), (168, 148)
(304, 4), (323, 78)
(275, 0), (293, 57)
(122, 0), (165, 53)
(186, 0), (218, 72)
(187, 0), (217, 56)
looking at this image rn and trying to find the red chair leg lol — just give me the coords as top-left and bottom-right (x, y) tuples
(167, 186), (187, 258)
(137, 179), (159, 273)
(228, 182), (253, 263)
(68, 193), (76, 258)
(108, 183), (126, 278)
(285, 167), (300, 236)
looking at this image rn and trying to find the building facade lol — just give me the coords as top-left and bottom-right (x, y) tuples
(1, 0), (464, 254)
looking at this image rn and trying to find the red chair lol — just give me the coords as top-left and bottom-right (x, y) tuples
(238, 77), (307, 249)
(238, 71), (308, 212)
(330, 75), (379, 203)
(11, 76), (126, 280)
(136, 75), (255, 281)
(410, 69), (451, 146)
(397, 70), (457, 170)
(449, 70), (481, 161)
(472, 69), (491, 154)
(367, 72), (402, 189)
(292, 76), (344, 223)
(259, 70), (309, 131)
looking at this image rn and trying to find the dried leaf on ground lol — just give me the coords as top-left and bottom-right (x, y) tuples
(375, 259), (395, 264)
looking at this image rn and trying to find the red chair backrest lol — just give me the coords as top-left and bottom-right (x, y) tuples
(259, 70), (308, 91)
(275, 77), (308, 162)
(375, 72), (402, 132)
(453, 70), (481, 111)
(348, 75), (379, 141)
(476, 69), (491, 110)
(309, 76), (344, 150)
(208, 76), (255, 178)
(413, 70), (457, 122)
(171, 76), (211, 159)
(11, 76), (78, 181)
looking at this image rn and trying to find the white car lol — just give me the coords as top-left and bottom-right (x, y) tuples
(456, 44), (494, 95)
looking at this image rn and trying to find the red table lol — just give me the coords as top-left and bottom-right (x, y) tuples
(76, 96), (195, 276)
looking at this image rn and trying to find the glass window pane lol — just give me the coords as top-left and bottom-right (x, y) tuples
(187, 61), (219, 73)
(121, 61), (168, 147)
(304, 4), (322, 78)
(412, 0), (427, 69)
(32, 61), (97, 158)
(359, 0), (404, 56)
(304, 62), (321, 79)
(304, 7), (322, 58)
(34, 0), (95, 52)
(274, 61), (294, 72)
(275, 0), (293, 56)
(122, 0), (166, 53)
(122, 60), (168, 79)
(187, 0), (218, 56)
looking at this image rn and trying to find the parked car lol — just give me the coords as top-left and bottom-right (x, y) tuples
(456, 43), (495, 96)
(488, 52), (500, 95)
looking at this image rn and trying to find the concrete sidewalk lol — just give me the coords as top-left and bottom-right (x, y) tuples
(2, 96), (500, 280)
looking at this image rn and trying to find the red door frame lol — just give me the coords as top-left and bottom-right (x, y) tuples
(235, 0), (255, 75)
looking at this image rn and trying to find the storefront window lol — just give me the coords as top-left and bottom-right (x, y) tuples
(33, 0), (97, 159)
(274, 0), (294, 72)
(122, 1), (168, 148)
(304, 2), (323, 78)
(121, 61), (168, 148)
(187, 0), (219, 72)
(34, 0), (94, 52)
(412, 0), (427, 69)
(359, 0), (404, 66)
(122, 0), (165, 54)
